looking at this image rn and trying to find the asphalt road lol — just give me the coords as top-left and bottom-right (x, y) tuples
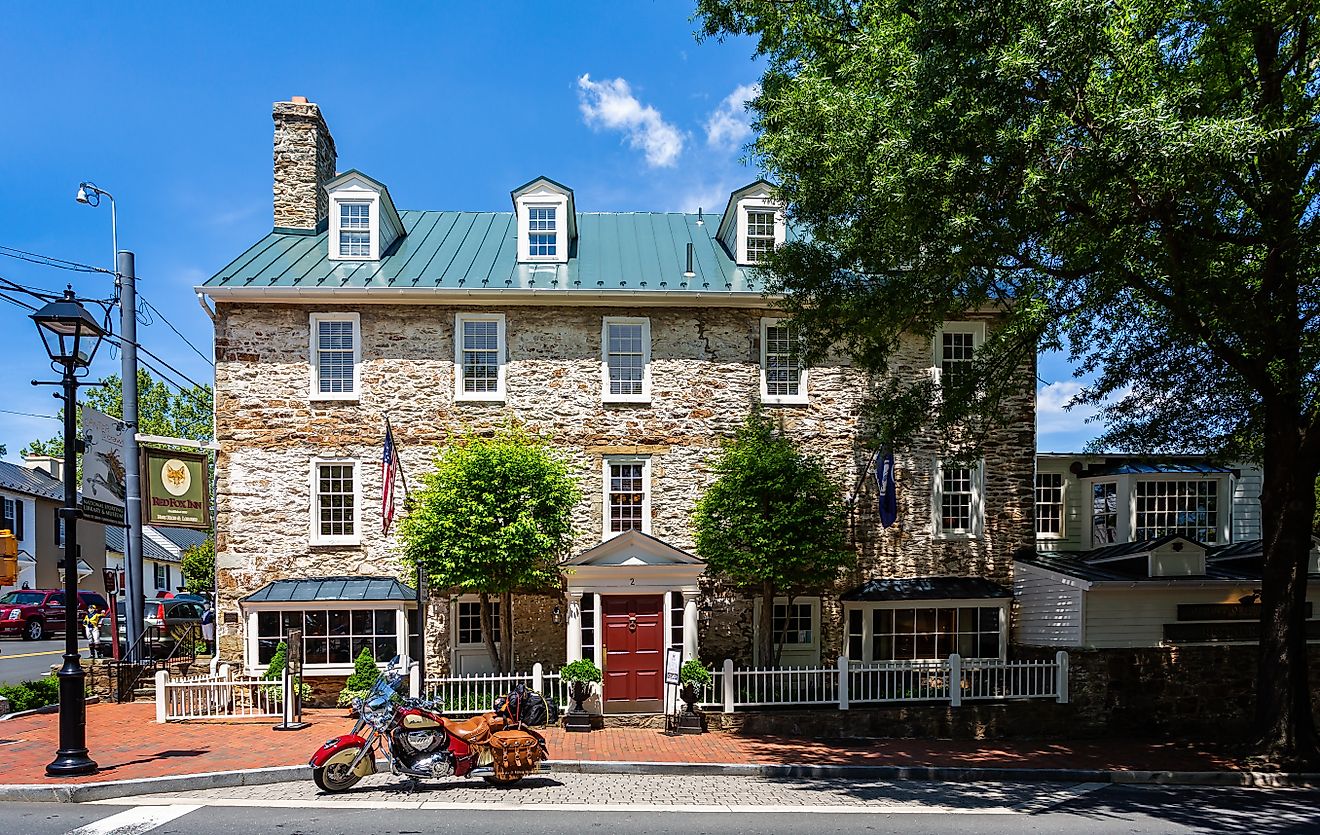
(0, 637), (94, 687)
(1, 780), (1316, 835)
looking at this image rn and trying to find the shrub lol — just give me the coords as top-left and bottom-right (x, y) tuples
(560, 659), (602, 684)
(0, 676), (61, 713)
(679, 659), (713, 689)
(261, 641), (312, 701)
(337, 647), (380, 707)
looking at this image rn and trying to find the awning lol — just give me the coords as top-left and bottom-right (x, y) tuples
(840, 577), (1012, 602)
(241, 576), (416, 604)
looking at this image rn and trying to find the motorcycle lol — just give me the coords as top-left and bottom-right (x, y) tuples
(309, 657), (548, 793)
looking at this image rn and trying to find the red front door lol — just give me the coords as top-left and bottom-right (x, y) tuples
(602, 595), (663, 706)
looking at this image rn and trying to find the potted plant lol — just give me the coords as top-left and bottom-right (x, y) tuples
(337, 647), (380, 712)
(676, 659), (712, 734)
(559, 658), (601, 733)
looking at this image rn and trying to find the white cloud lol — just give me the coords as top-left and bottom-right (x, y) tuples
(577, 74), (684, 168)
(673, 181), (732, 215)
(1036, 381), (1099, 446)
(705, 83), (760, 151)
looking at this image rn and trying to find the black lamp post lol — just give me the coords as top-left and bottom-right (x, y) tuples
(31, 288), (105, 777)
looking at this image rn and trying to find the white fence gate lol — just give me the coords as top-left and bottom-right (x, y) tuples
(155, 665), (284, 722)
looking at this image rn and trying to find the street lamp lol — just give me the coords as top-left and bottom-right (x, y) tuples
(75, 183), (116, 282)
(31, 288), (105, 777)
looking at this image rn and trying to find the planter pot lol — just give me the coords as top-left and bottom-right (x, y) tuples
(563, 680), (593, 733)
(676, 682), (706, 734)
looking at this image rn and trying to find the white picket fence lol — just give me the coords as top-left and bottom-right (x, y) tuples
(423, 663), (570, 716)
(155, 664), (284, 722)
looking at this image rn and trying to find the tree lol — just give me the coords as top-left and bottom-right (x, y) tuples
(693, 411), (851, 667)
(22, 368), (213, 458)
(697, 0), (1320, 764)
(181, 537), (215, 595)
(398, 426), (579, 673)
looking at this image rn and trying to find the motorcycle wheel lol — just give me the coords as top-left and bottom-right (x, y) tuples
(484, 775), (524, 786)
(313, 761), (362, 793)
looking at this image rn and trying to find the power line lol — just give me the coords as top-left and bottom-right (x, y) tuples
(137, 294), (213, 367)
(0, 245), (113, 275)
(102, 334), (212, 393)
(0, 408), (59, 422)
(0, 291), (38, 312)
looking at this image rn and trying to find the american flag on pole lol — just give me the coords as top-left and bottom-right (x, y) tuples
(382, 419), (402, 534)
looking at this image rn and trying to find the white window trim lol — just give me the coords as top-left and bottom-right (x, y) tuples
(752, 596), (821, 665)
(931, 320), (986, 385)
(453, 595), (503, 648)
(1130, 474), (1229, 545)
(602, 457), (652, 541)
(759, 317), (808, 405)
(1035, 471), (1066, 541)
(244, 602), (410, 676)
(308, 312), (361, 401)
(932, 459), (985, 540)
(309, 458), (362, 546)
(600, 316), (652, 404)
(516, 192), (570, 264)
(842, 599), (1010, 662)
(736, 201), (786, 266)
(453, 312), (507, 402)
(328, 194), (380, 261)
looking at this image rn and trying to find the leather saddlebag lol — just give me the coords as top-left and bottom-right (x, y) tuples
(489, 729), (541, 778)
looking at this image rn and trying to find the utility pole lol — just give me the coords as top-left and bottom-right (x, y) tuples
(118, 251), (145, 660)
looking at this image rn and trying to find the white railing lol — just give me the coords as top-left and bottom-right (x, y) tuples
(423, 663), (572, 716)
(958, 656), (1061, 702)
(156, 665), (284, 721)
(723, 663), (840, 707)
(849, 659), (952, 703)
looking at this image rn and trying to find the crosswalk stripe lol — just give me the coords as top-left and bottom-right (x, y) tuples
(63, 804), (201, 835)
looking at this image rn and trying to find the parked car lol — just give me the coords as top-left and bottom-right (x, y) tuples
(99, 597), (205, 658)
(0, 590), (109, 641)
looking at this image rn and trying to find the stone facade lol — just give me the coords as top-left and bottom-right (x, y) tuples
(213, 299), (1035, 676)
(272, 98), (336, 230)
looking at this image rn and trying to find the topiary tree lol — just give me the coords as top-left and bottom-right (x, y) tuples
(399, 424), (580, 672)
(693, 411), (852, 667)
(338, 646), (381, 707)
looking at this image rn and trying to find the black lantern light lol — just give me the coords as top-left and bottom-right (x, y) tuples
(30, 289), (106, 371)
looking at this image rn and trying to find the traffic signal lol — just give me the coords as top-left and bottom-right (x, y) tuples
(0, 529), (16, 587)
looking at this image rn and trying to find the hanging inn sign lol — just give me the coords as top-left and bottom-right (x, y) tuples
(140, 446), (211, 530)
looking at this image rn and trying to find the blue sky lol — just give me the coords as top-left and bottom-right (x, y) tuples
(0, 2), (1095, 459)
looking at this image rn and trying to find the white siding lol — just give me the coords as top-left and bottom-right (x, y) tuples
(1012, 562), (1085, 646)
(1232, 466), (1263, 542)
(1083, 585), (1320, 647)
(1035, 458), (1085, 551)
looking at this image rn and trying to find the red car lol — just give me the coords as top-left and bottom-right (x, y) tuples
(0, 589), (109, 641)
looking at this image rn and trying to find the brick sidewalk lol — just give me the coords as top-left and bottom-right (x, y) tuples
(0, 701), (1243, 785)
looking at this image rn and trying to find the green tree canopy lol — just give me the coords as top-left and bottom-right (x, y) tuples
(181, 537), (214, 595)
(698, 0), (1320, 765)
(22, 368), (213, 458)
(398, 425), (579, 672)
(693, 411), (851, 667)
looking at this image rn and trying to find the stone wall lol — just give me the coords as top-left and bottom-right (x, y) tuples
(212, 301), (1034, 672)
(272, 98), (336, 230)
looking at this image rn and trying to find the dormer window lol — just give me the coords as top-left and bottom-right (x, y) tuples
(338, 202), (371, 257)
(745, 210), (776, 263)
(512, 177), (576, 264)
(528, 207), (558, 257)
(717, 180), (786, 267)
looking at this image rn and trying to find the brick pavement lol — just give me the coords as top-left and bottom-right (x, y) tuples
(0, 701), (1244, 786)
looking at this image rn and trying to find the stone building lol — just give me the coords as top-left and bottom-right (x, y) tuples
(199, 98), (1035, 710)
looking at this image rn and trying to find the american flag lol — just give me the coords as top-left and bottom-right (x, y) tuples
(382, 419), (402, 534)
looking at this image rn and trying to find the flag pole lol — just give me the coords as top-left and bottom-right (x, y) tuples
(386, 415), (424, 686)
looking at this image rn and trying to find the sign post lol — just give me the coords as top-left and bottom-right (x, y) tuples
(274, 629), (308, 731)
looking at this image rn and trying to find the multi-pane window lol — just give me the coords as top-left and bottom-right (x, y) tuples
(457, 316), (504, 397)
(580, 594), (596, 663)
(940, 332), (975, 389)
(771, 602), (813, 645)
(527, 206), (557, 257)
(457, 601), (500, 646)
(847, 609), (864, 660)
(255, 608), (398, 666)
(761, 320), (805, 402)
(314, 462), (356, 542)
(338, 202), (371, 257)
(153, 563), (168, 590)
(745, 210), (776, 263)
(1091, 481), (1118, 546)
(607, 461), (646, 536)
(1, 496), (22, 541)
(311, 314), (358, 397)
(868, 606), (1002, 661)
(669, 591), (685, 652)
(1036, 472), (1064, 536)
(1135, 480), (1218, 543)
(603, 318), (649, 400)
(940, 466), (975, 533)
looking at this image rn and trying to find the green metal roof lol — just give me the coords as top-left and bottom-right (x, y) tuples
(203, 211), (773, 297)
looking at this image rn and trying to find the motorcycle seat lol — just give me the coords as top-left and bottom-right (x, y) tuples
(442, 714), (492, 743)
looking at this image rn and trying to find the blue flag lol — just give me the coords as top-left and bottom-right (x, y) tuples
(873, 451), (897, 528)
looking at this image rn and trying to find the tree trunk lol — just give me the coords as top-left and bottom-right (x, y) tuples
(500, 590), (514, 673)
(1254, 413), (1320, 767)
(479, 592), (501, 673)
(758, 581), (775, 668)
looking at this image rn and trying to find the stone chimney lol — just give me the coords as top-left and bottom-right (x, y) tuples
(272, 96), (337, 231)
(23, 455), (62, 482)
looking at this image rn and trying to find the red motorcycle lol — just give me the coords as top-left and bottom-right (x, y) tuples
(309, 658), (548, 793)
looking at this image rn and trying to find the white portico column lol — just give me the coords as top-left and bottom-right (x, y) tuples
(682, 590), (700, 661)
(565, 591), (583, 663)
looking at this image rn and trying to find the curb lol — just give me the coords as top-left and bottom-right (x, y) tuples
(2, 760), (1317, 803)
(0, 696), (101, 723)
